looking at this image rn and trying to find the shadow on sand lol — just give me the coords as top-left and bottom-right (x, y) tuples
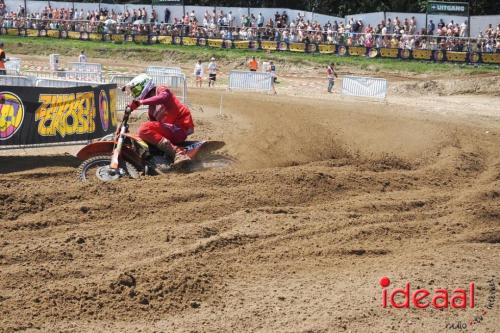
(0, 155), (80, 174)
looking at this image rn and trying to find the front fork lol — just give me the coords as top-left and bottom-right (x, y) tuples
(110, 125), (127, 169)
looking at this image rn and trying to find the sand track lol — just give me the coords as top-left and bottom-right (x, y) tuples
(1, 85), (500, 332)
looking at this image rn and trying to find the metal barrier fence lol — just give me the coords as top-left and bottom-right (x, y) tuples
(341, 76), (388, 99)
(110, 73), (187, 112)
(0, 75), (34, 86)
(68, 62), (103, 73)
(229, 71), (273, 92)
(146, 66), (183, 76)
(22, 70), (103, 83)
(34, 78), (98, 88)
(5, 58), (21, 75)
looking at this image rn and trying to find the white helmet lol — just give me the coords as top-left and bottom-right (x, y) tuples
(123, 74), (155, 100)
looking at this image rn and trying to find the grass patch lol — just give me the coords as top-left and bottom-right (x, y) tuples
(3, 35), (499, 75)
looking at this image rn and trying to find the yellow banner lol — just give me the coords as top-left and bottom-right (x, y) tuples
(157, 35), (172, 45)
(46, 30), (59, 38)
(413, 49), (432, 60)
(7, 29), (18, 36)
(349, 46), (366, 56)
(380, 48), (399, 58)
(27, 29), (38, 37)
(111, 34), (124, 42)
(261, 41), (277, 51)
(67, 31), (80, 40)
(233, 41), (248, 49)
(446, 51), (467, 62)
(208, 39), (223, 48)
(182, 37), (197, 46)
(35, 92), (96, 137)
(481, 53), (500, 64)
(89, 33), (102, 41)
(289, 43), (306, 52)
(134, 35), (148, 43)
(319, 44), (335, 54)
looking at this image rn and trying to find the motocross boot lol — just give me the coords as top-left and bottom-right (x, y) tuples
(157, 138), (191, 169)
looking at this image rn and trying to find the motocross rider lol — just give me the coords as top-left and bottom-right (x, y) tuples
(123, 74), (194, 167)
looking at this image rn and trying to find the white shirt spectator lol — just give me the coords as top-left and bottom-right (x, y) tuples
(79, 53), (87, 63)
(194, 62), (204, 77)
(208, 60), (217, 75)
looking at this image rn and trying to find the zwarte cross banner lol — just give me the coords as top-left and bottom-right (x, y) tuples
(0, 84), (117, 147)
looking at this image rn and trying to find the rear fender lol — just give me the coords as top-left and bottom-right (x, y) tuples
(184, 141), (225, 159)
(76, 141), (114, 160)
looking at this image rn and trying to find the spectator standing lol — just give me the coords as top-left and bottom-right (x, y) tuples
(78, 50), (87, 63)
(257, 13), (264, 28)
(0, 42), (6, 75)
(207, 57), (217, 88)
(326, 63), (338, 93)
(164, 8), (170, 23)
(194, 60), (204, 88)
(266, 60), (277, 94)
(248, 56), (258, 72)
(428, 20), (435, 35)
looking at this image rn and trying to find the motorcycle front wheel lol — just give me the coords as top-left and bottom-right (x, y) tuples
(77, 155), (140, 182)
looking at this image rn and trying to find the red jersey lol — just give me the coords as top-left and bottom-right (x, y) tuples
(140, 86), (194, 134)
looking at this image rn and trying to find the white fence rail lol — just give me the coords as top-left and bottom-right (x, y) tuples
(22, 70), (104, 83)
(341, 76), (387, 99)
(34, 78), (98, 88)
(68, 62), (103, 73)
(146, 66), (183, 76)
(0, 75), (34, 86)
(229, 71), (273, 92)
(5, 58), (21, 75)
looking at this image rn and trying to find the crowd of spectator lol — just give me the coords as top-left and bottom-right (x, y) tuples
(0, 2), (499, 53)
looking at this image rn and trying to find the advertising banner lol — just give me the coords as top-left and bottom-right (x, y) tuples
(0, 84), (117, 148)
(427, 2), (469, 16)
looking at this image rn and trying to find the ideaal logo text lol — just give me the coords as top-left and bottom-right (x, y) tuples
(379, 277), (497, 330)
(35, 92), (96, 137)
(379, 276), (475, 309)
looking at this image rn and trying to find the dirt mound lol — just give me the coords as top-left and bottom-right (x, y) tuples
(1, 90), (499, 332)
(392, 74), (500, 96)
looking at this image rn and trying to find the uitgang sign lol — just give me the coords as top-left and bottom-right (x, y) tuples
(380, 276), (475, 309)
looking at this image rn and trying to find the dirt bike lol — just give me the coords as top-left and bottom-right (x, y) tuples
(76, 107), (231, 182)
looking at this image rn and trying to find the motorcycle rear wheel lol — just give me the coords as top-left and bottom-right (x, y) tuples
(77, 155), (140, 182)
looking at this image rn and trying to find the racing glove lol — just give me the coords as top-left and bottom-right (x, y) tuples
(128, 100), (141, 111)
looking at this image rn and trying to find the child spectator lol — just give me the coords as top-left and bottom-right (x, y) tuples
(194, 60), (204, 88)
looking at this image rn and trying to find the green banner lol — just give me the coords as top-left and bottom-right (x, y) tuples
(427, 1), (469, 15)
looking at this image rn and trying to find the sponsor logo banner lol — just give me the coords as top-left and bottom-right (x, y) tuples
(289, 43), (306, 52)
(380, 48), (400, 58)
(413, 49), (432, 60)
(0, 84), (117, 147)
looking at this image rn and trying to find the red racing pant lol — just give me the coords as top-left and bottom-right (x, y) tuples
(138, 121), (188, 146)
